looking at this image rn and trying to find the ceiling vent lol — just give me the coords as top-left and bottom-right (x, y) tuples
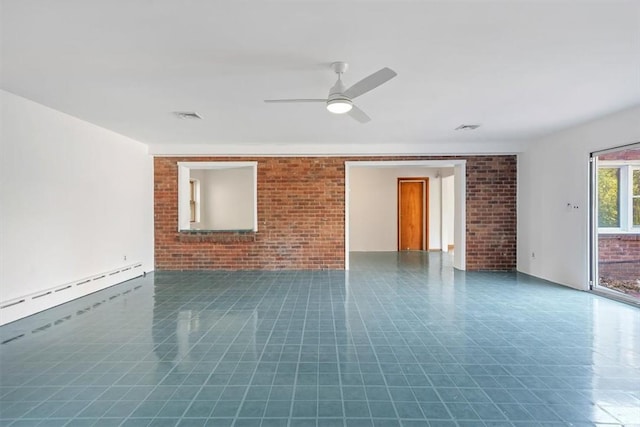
(455, 124), (480, 130)
(173, 111), (202, 120)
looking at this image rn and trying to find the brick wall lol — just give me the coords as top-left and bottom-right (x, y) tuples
(155, 156), (517, 271)
(598, 148), (640, 161)
(464, 156), (517, 270)
(599, 234), (640, 281)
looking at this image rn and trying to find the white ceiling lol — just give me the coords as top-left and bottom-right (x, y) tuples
(2, 0), (639, 155)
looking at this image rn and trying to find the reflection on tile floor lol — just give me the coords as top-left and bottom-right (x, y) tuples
(1, 252), (639, 427)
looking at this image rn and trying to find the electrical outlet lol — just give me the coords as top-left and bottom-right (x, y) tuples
(123, 255), (127, 261)
(531, 252), (536, 259)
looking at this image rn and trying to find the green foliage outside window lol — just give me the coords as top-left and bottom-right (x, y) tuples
(598, 168), (619, 227)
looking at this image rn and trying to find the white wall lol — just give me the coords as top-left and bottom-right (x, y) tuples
(518, 106), (640, 289)
(0, 90), (154, 324)
(204, 167), (254, 230)
(349, 167), (443, 251)
(441, 173), (455, 251)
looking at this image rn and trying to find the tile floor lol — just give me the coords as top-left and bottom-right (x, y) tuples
(1, 252), (639, 427)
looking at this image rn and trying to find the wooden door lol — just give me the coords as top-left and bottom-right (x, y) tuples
(398, 178), (428, 251)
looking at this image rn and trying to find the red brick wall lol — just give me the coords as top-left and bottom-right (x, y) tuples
(599, 234), (640, 262)
(465, 156), (517, 270)
(598, 148), (640, 161)
(599, 234), (640, 281)
(154, 156), (517, 271)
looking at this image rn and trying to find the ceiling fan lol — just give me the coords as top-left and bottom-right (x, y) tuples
(264, 62), (397, 123)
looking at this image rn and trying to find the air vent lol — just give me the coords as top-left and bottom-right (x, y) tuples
(173, 111), (202, 120)
(455, 124), (481, 130)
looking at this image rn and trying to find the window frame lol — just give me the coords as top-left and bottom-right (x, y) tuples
(177, 161), (258, 232)
(633, 169), (640, 227)
(598, 160), (640, 234)
(189, 179), (200, 223)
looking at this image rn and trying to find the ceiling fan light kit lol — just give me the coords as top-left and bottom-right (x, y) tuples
(264, 61), (397, 123)
(327, 98), (353, 114)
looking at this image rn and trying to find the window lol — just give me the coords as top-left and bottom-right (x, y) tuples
(177, 162), (257, 232)
(598, 168), (620, 228)
(189, 179), (199, 223)
(598, 163), (640, 232)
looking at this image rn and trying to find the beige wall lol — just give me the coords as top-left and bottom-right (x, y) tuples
(349, 167), (449, 251)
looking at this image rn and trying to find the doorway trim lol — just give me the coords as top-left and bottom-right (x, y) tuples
(345, 160), (466, 270)
(397, 177), (429, 251)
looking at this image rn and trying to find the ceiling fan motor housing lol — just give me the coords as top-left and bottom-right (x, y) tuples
(326, 70), (352, 114)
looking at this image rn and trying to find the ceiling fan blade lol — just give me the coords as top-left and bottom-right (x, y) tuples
(343, 67), (397, 99)
(348, 105), (371, 123)
(264, 99), (326, 103)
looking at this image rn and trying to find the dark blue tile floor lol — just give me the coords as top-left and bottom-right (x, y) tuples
(1, 252), (639, 426)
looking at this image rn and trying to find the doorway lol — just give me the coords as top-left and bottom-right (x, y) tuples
(590, 144), (640, 301)
(345, 160), (467, 270)
(398, 177), (428, 251)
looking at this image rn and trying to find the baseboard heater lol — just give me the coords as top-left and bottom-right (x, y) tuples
(0, 263), (144, 326)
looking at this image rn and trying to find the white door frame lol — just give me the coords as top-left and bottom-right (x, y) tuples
(345, 160), (466, 270)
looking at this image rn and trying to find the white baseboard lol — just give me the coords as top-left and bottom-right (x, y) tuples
(0, 263), (145, 326)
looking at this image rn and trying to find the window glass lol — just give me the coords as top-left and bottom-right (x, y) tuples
(598, 167), (620, 228)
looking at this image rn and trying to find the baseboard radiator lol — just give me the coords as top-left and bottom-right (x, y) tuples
(0, 263), (144, 326)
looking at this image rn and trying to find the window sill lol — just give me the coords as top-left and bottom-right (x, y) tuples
(598, 230), (640, 236)
(178, 229), (257, 243)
